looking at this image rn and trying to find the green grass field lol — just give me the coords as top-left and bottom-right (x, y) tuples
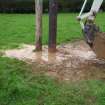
(1, 57), (105, 105)
(0, 13), (105, 49)
(0, 13), (105, 105)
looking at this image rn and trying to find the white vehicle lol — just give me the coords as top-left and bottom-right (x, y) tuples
(77, 0), (103, 47)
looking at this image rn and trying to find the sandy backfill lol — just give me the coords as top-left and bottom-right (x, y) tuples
(4, 40), (96, 63)
(3, 40), (105, 81)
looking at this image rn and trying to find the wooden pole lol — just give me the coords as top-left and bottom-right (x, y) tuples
(35, 0), (43, 51)
(48, 0), (58, 53)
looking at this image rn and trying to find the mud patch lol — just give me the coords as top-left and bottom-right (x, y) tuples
(3, 40), (105, 81)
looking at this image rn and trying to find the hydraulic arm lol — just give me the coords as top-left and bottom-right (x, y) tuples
(77, 0), (103, 47)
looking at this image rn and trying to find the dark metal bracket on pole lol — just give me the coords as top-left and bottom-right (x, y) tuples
(48, 0), (58, 53)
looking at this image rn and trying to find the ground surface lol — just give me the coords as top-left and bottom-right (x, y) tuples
(3, 40), (105, 82)
(1, 57), (105, 105)
(0, 13), (105, 105)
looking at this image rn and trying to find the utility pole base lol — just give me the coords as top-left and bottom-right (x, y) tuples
(35, 43), (42, 51)
(49, 0), (58, 53)
(48, 44), (57, 53)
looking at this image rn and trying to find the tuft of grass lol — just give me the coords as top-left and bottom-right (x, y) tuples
(0, 57), (105, 105)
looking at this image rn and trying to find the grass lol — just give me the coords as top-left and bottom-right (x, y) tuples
(0, 14), (88, 49)
(0, 13), (104, 49)
(0, 13), (105, 105)
(0, 13), (80, 49)
(0, 57), (105, 105)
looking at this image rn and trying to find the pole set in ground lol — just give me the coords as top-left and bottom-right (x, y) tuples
(35, 0), (43, 51)
(35, 0), (58, 53)
(48, 0), (58, 53)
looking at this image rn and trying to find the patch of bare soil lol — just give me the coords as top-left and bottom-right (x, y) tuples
(3, 40), (105, 81)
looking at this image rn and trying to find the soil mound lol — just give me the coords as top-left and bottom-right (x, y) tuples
(93, 32), (105, 59)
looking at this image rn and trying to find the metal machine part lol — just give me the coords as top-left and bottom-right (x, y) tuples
(77, 0), (103, 46)
(83, 20), (100, 48)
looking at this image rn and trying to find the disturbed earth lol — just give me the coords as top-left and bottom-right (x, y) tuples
(2, 40), (105, 81)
